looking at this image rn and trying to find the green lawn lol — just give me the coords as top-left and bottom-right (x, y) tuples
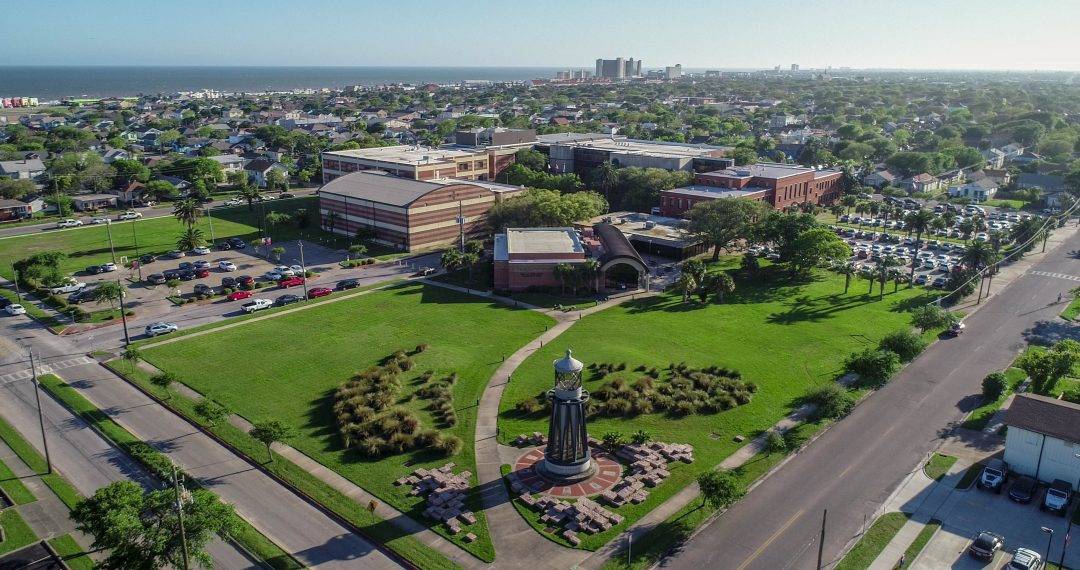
(0, 197), (341, 280)
(0, 414), (82, 509)
(900, 519), (941, 568)
(924, 453), (957, 481)
(500, 265), (933, 549)
(834, 512), (910, 570)
(48, 534), (95, 570)
(0, 455), (36, 505)
(983, 199), (1029, 210)
(1062, 297), (1080, 321)
(0, 509), (37, 555)
(139, 282), (555, 562)
(962, 367), (1027, 431)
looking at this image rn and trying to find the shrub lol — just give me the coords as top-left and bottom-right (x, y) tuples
(805, 384), (854, 420)
(765, 431), (787, 454)
(436, 435), (463, 456)
(844, 348), (901, 387)
(981, 372), (1008, 401)
(878, 330), (928, 362)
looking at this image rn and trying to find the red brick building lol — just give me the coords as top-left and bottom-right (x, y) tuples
(493, 225), (648, 293)
(660, 163), (843, 217)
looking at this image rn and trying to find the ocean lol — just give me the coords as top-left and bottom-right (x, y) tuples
(0, 66), (573, 99)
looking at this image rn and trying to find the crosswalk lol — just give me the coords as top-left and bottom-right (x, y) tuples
(0, 355), (95, 387)
(1029, 270), (1080, 282)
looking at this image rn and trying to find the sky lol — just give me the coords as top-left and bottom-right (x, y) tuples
(2, 0), (1079, 71)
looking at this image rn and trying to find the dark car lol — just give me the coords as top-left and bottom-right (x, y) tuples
(178, 261), (194, 271)
(274, 294), (301, 306)
(968, 531), (1004, 559)
(280, 192), (295, 199)
(220, 276), (237, 289)
(147, 273), (167, 285)
(85, 264), (105, 275)
(162, 269), (181, 280)
(140, 254), (158, 264)
(0, 297), (11, 309)
(336, 278), (362, 290)
(193, 283), (214, 296)
(216, 241), (232, 251)
(236, 275), (255, 290)
(178, 269), (196, 281)
(1009, 475), (1038, 503)
(228, 237), (247, 249)
(67, 288), (96, 304)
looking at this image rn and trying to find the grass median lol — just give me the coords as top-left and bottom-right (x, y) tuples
(47, 534), (95, 570)
(0, 509), (37, 555)
(0, 414), (81, 509)
(834, 512), (910, 570)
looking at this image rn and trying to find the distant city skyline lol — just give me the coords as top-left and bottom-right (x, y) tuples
(3, 0), (1079, 72)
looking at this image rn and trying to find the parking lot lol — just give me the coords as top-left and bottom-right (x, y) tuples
(911, 478), (1078, 569)
(833, 226), (972, 290)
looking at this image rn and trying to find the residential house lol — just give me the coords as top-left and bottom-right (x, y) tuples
(981, 148), (1006, 169)
(1001, 143), (1025, 159)
(0, 198), (32, 221)
(0, 157), (46, 181)
(862, 169), (897, 189)
(1003, 394), (1080, 486)
(244, 158), (287, 188)
(1016, 173), (1064, 193)
(208, 154), (246, 175)
(71, 194), (118, 212)
(948, 178), (998, 202)
(900, 173), (941, 194)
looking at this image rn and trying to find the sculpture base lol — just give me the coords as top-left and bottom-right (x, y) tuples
(512, 446), (623, 497)
(536, 458), (597, 484)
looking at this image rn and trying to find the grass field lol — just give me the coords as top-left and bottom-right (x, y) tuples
(139, 282), (555, 561)
(48, 534), (95, 570)
(0, 414), (82, 509)
(0, 509), (37, 555)
(0, 455), (36, 505)
(901, 519), (941, 568)
(1062, 296), (1080, 321)
(0, 197), (341, 280)
(924, 453), (957, 481)
(500, 264), (934, 549)
(983, 199), (1029, 210)
(834, 512), (910, 570)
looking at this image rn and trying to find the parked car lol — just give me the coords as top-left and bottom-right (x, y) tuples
(193, 260), (211, 270)
(4, 303), (26, 316)
(218, 261), (237, 272)
(227, 290), (253, 301)
(147, 273), (167, 285)
(0, 297), (10, 309)
(1008, 547), (1044, 569)
(220, 276), (237, 289)
(191, 246), (211, 255)
(178, 261), (194, 271)
(278, 276), (305, 288)
(67, 287), (96, 304)
(85, 264), (105, 275)
(236, 275), (255, 289)
(195, 268), (210, 278)
(140, 254), (158, 264)
(100, 262), (117, 272)
(118, 210), (142, 220)
(1041, 479), (1073, 515)
(144, 322), (179, 337)
(193, 283), (213, 296)
(228, 237), (247, 249)
(279, 192), (295, 199)
(968, 531), (1004, 559)
(216, 241), (232, 251)
(274, 294), (302, 306)
(336, 278), (362, 290)
(418, 267), (436, 276)
(263, 270), (285, 281)
(288, 264), (304, 275)
(307, 287), (332, 299)
(48, 279), (86, 294)
(1009, 475), (1038, 503)
(241, 298), (273, 313)
(56, 219), (83, 228)
(89, 216), (109, 225)
(165, 250), (185, 259)
(178, 269), (196, 281)
(977, 459), (1009, 493)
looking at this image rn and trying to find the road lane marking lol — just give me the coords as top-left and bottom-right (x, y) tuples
(736, 508), (805, 570)
(0, 355), (94, 386)
(1029, 270), (1080, 282)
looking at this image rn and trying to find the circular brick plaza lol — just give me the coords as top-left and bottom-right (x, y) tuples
(513, 446), (623, 498)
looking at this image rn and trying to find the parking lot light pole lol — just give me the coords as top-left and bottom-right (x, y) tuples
(27, 347), (52, 474)
(117, 278), (131, 346)
(131, 217), (142, 281)
(298, 241), (308, 300)
(1041, 526), (1054, 565)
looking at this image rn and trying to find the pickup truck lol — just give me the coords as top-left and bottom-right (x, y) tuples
(118, 210), (143, 220)
(241, 298), (273, 313)
(49, 279), (87, 294)
(56, 219), (83, 228)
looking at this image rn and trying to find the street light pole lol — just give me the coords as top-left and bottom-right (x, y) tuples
(298, 241), (309, 300)
(172, 465), (190, 570)
(105, 219), (117, 265)
(1041, 526), (1054, 566)
(131, 217), (142, 281)
(117, 277), (131, 346)
(11, 264), (22, 301)
(205, 207), (216, 246)
(27, 347), (52, 474)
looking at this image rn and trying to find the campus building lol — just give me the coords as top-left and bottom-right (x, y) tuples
(320, 145), (491, 184)
(659, 163), (843, 217)
(493, 225), (648, 293)
(535, 133), (733, 178)
(1003, 394), (1080, 486)
(318, 171), (522, 251)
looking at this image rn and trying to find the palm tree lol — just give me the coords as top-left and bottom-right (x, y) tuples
(173, 198), (201, 230)
(579, 259), (601, 294)
(710, 272), (735, 303)
(905, 209), (934, 283)
(176, 227), (206, 251)
(440, 248), (463, 272)
(962, 240), (997, 271)
(461, 251), (479, 286)
(877, 255), (899, 300)
(325, 210), (340, 233)
(92, 280), (125, 310)
(593, 161), (619, 202)
(237, 184), (262, 211)
(841, 195), (858, 214)
(840, 262), (855, 294)
(553, 263), (574, 295)
(957, 219), (975, 242)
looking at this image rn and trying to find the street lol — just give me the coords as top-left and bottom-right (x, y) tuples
(661, 227), (1080, 569)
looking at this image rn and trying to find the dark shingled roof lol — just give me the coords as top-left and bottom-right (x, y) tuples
(593, 223), (646, 270)
(1004, 393), (1080, 443)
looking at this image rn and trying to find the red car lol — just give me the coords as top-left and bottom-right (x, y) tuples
(195, 268), (210, 278)
(227, 290), (253, 301)
(307, 287), (332, 299)
(278, 276), (305, 288)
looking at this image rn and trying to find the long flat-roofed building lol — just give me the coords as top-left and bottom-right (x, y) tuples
(493, 225), (648, 293)
(661, 163), (842, 217)
(534, 133), (733, 177)
(321, 145), (490, 183)
(318, 171), (522, 251)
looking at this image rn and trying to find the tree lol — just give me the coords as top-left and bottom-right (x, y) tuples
(13, 251), (66, 285)
(1018, 340), (1080, 395)
(681, 199), (769, 261)
(92, 280), (125, 310)
(265, 169), (288, 193)
(839, 262), (855, 294)
(787, 228), (851, 275)
(193, 400), (229, 427)
(961, 240), (997, 271)
(804, 384), (854, 420)
(461, 251), (480, 286)
(513, 148), (548, 171)
(697, 470), (743, 510)
(486, 189), (607, 230)
(145, 180), (179, 201)
(553, 263), (575, 295)
(904, 209), (935, 282)
(878, 330), (927, 362)
(981, 372), (1008, 401)
(910, 305), (957, 332)
(249, 420), (295, 463)
(844, 348), (901, 387)
(150, 372), (176, 397)
(237, 184), (262, 211)
(72, 480), (239, 570)
(0, 178), (36, 199)
(677, 272), (699, 304)
(270, 246), (286, 262)
(709, 272), (735, 303)
(121, 346), (141, 373)
(46, 193), (74, 216)
(347, 244), (367, 260)
(172, 198), (201, 230)
(591, 161), (620, 201)
(111, 158), (150, 185)
(176, 228), (207, 251)
(755, 211), (818, 262)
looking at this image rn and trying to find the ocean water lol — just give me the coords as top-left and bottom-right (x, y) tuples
(0, 66), (572, 99)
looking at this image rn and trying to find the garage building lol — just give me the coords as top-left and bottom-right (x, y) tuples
(1003, 393), (1080, 485)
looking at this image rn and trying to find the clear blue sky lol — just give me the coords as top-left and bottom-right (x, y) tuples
(2, 0), (1078, 71)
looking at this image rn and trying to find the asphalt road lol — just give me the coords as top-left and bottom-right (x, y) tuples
(661, 229), (1080, 570)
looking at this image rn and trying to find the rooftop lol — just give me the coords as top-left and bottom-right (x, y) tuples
(319, 171), (447, 207)
(1005, 393), (1080, 443)
(541, 134), (732, 159)
(699, 163), (840, 180)
(323, 145), (483, 166)
(504, 227), (584, 256)
(665, 184), (769, 199)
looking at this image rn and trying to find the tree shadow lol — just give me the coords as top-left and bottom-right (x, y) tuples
(1021, 319), (1080, 345)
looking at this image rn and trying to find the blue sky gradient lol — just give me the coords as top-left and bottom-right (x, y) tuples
(2, 0), (1078, 71)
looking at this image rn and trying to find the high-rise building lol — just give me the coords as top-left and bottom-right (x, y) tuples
(665, 64), (683, 80)
(595, 57), (642, 79)
(791, 63), (800, 71)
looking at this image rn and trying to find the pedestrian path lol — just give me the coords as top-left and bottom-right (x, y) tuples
(0, 356), (95, 387)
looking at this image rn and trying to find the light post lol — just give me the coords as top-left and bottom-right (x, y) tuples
(297, 241), (309, 300)
(11, 263), (22, 302)
(1041, 526), (1054, 566)
(105, 218), (117, 265)
(27, 347), (52, 474)
(117, 277), (131, 346)
(172, 465), (191, 570)
(205, 206), (216, 247)
(131, 217), (142, 281)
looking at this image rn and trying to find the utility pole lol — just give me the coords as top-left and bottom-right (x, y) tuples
(205, 207), (216, 246)
(298, 241), (309, 300)
(817, 509), (827, 570)
(172, 465), (190, 570)
(105, 219), (117, 264)
(976, 270), (986, 304)
(11, 263), (22, 301)
(117, 277), (131, 346)
(27, 347), (52, 474)
(131, 217), (142, 281)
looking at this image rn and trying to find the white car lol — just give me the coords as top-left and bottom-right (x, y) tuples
(191, 246), (211, 255)
(144, 322), (179, 337)
(118, 210), (143, 220)
(4, 304), (26, 316)
(100, 262), (118, 272)
(48, 279), (87, 294)
(89, 217), (110, 225)
(241, 298), (273, 313)
(288, 264), (304, 274)
(263, 270), (284, 281)
(56, 219), (83, 228)
(218, 261), (238, 272)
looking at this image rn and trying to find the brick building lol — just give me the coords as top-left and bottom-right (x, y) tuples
(321, 146), (491, 184)
(660, 163), (842, 217)
(318, 172), (521, 252)
(493, 225), (648, 293)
